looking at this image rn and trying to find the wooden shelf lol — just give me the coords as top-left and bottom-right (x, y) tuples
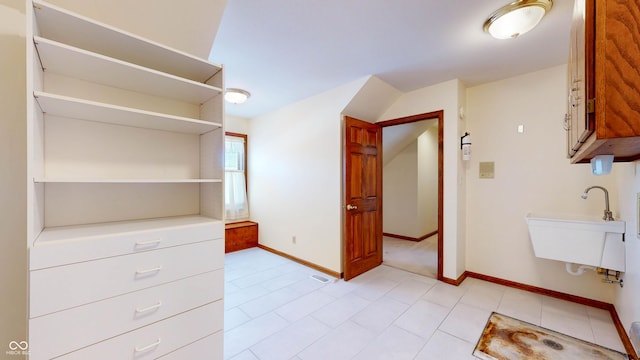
(34, 91), (221, 134)
(34, 178), (222, 184)
(34, 37), (221, 104)
(33, 0), (221, 83)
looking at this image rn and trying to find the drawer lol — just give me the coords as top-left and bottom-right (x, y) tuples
(54, 301), (223, 360)
(30, 239), (223, 317)
(157, 332), (223, 360)
(31, 216), (224, 270)
(29, 270), (223, 360)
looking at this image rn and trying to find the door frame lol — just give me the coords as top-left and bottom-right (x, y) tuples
(349, 110), (444, 280)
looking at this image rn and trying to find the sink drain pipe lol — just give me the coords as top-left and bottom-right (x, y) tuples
(565, 262), (596, 276)
(565, 262), (624, 287)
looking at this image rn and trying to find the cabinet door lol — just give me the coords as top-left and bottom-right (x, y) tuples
(567, 0), (594, 156)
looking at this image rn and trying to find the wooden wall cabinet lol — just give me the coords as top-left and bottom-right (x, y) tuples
(567, 0), (640, 163)
(27, 1), (224, 358)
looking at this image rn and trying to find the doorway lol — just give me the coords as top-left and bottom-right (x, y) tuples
(381, 118), (439, 277)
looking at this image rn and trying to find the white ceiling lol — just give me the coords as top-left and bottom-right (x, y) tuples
(209, 0), (573, 119)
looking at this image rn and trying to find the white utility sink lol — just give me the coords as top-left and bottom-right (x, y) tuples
(525, 213), (626, 272)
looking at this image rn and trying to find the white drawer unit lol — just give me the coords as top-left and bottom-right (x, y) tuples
(26, 1), (225, 358)
(56, 301), (223, 360)
(29, 270), (223, 359)
(30, 238), (223, 317)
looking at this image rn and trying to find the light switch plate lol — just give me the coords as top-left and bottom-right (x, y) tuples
(479, 162), (495, 179)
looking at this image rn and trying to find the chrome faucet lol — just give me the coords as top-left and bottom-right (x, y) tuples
(581, 186), (615, 221)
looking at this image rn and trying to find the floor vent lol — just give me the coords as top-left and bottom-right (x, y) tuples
(310, 274), (330, 283)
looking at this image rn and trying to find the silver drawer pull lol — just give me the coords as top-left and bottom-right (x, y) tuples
(134, 338), (161, 353)
(135, 266), (163, 275)
(135, 239), (162, 247)
(135, 301), (162, 313)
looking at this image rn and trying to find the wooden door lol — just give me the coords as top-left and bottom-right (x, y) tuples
(343, 116), (382, 280)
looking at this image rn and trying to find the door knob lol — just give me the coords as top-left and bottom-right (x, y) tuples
(346, 204), (358, 211)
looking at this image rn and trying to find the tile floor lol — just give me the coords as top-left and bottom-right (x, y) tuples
(224, 248), (626, 360)
(382, 236), (437, 277)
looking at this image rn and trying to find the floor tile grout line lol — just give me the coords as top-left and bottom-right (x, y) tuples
(224, 249), (626, 358)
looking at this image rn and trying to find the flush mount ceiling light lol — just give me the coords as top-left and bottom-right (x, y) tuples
(484, 0), (553, 39)
(224, 88), (251, 104)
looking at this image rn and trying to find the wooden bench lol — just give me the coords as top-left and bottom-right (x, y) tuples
(225, 221), (258, 253)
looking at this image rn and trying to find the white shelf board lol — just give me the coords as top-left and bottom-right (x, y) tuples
(35, 37), (222, 104)
(33, 0), (222, 83)
(33, 215), (221, 246)
(34, 91), (221, 134)
(34, 178), (222, 183)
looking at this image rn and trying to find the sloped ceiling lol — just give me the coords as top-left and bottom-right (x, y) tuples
(383, 119), (437, 166)
(342, 76), (402, 122)
(45, 0), (227, 59)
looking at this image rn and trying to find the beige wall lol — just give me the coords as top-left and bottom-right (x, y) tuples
(613, 162), (640, 339)
(0, 0), (27, 355)
(383, 141), (419, 236)
(226, 115), (250, 135)
(417, 128), (439, 235)
(383, 127), (438, 238)
(465, 65), (621, 302)
(249, 78), (367, 273)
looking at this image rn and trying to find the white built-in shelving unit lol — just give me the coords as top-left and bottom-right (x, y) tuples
(27, 1), (225, 358)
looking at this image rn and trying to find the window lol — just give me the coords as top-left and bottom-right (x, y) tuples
(225, 133), (249, 221)
(225, 133), (249, 220)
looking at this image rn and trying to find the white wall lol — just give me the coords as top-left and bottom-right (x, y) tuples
(0, 0), (27, 353)
(613, 162), (640, 340)
(383, 141), (419, 236)
(249, 78), (367, 273)
(417, 127), (438, 235)
(383, 127), (438, 238)
(226, 114), (250, 135)
(465, 65), (620, 302)
(379, 79), (466, 279)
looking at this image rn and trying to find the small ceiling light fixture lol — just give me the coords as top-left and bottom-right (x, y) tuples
(224, 88), (251, 104)
(483, 0), (553, 39)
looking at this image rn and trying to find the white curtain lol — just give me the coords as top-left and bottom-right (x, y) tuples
(225, 136), (249, 220)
